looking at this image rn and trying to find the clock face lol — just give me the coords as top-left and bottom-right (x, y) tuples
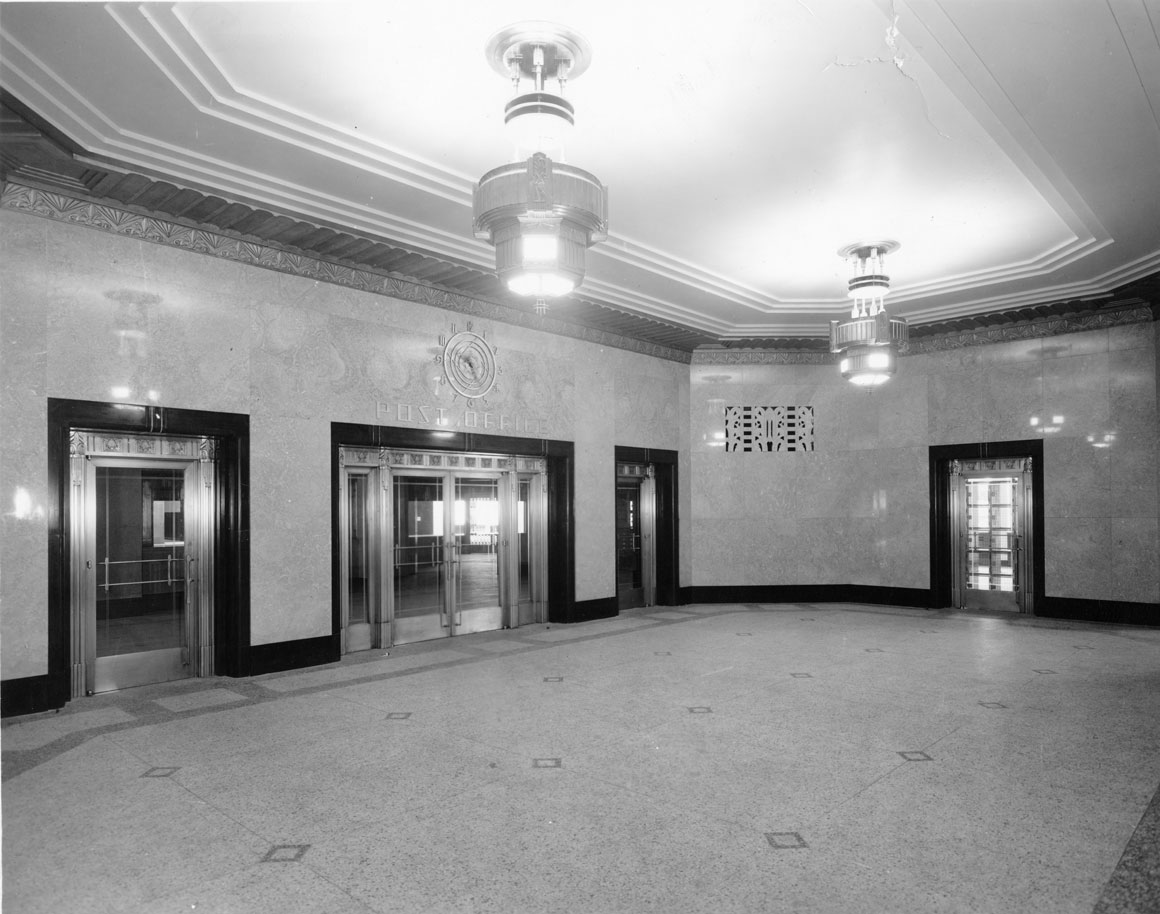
(441, 329), (497, 400)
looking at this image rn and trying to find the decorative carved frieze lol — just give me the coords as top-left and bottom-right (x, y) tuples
(693, 350), (831, 366)
(74, 432), (212, 459)
(340, 446), (544, 473)
(952, 457), (1033, 475)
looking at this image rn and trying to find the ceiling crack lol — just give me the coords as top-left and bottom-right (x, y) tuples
(823, 5), (952, 141)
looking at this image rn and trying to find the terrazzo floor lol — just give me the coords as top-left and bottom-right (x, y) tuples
(3, 603), (1159, 914)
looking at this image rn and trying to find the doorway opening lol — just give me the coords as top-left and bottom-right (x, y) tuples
(930, 441), (1043, 616)
(43, 398), (248, 714)
(613, 446), (679, 611)
(950, 459), (1034, 613)
(616, 463), (655, 610)
(69, 432), (215, 694)
(338, 447), (548, 650)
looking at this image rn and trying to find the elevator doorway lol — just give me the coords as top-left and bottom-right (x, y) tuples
(616, 463), (656, 610)
(339, 448), (547, 650)
(70, 433), (215, 695)
(949, 457), (1035, 613)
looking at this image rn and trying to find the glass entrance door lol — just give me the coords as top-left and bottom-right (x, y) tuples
(339, 448), (547, 649)
(341, 469), (380, 652)
(616, 482), (644, 609)
(514, 474), (545, 626)
(951, 459), (1033, 613)
(391, 474), (450, 644)
(389, 471), (507, 645)
(77, 454), (210, 694)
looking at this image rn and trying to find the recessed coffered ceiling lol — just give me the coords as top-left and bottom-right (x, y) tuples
(2, 0), (1159, 345)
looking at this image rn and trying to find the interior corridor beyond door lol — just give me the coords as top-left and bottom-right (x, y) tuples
(339, 447), (547, 650)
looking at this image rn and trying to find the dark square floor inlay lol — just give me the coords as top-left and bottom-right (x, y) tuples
(736, 632), (752, 637)
(898, 750), (933, 762)
(140, 767), (180, 778)
(688, 706), (713, 714)
(790, 673), (813, 679)
(800, 618), (815, 621)
(1074, 645), (1095, 650)
(979, 701), (1008, 709)
(1033, 669), (1057, 674)
(654, 651), (672, 656)
(543, 677), (564, 682)
(865, 648), (885, 653)
(533, 758), (562, 768)
(765, 831), (808, 849)
(386, 712), (412, 720)
(262, 844), (310, 863)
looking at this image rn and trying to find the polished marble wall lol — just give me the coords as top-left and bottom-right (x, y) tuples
(0, 207), (688, 678)
(690, 322), (1159, 603)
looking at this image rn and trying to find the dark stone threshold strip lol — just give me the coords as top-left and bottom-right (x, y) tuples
(1093, 779), (1160, 914)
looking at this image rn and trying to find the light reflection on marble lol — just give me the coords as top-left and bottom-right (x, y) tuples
(1042, 352), (1110, 433)
(0, 428), (50, 678)
(45, 275), (251, 412)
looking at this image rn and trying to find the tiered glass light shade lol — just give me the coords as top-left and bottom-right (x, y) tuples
(473, 24), (607, 315)
(829, 242), (907, 387)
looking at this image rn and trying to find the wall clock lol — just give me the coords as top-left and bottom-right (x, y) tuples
(437, 323), (499, 402)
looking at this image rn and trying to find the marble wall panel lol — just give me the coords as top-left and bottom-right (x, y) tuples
(613, 354), (685, 450)
(1104, 433), (1158, 520)
(927, 367), (988, 445)
(248, 416), (333, 645)
(2, 272), (48, 401)
(979, 362), (1045, 442)
(41, 219), (148, 281)
(1107, 321), (1155, 352)
(1109, 518), (1160, 603)
(1043, 437), (1111, 518)
(875, 374), (930, 448)
(788, 517), (852, 585)
(574, 355), (614, 602)
(688, 451), (803, 521)
(873, 516), (932, 590)
(249, 301), (351, 420)
(692, 516), (811, 586)
(1044, 516), (1111, 600)
(43, 271), (251, 412)
(139, 233), (262, 297)
(1042, 352), (1111, 440)
(0, 403), (50, 679)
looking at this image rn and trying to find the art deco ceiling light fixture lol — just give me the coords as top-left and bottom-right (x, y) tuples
(472, 22), (609, 316)
(829, 241), (909, 387)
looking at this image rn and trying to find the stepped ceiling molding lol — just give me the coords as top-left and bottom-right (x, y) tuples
(2, 0), (1159, 350)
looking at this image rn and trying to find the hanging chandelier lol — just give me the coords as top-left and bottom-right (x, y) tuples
(472, 22), (608, 316)
(829, 241), (908, 387)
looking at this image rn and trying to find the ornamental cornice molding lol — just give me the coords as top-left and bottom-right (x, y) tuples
(0, 181), (692, 365)
(906, 305), (1153, 354)
(692, 304), (1153, 365)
